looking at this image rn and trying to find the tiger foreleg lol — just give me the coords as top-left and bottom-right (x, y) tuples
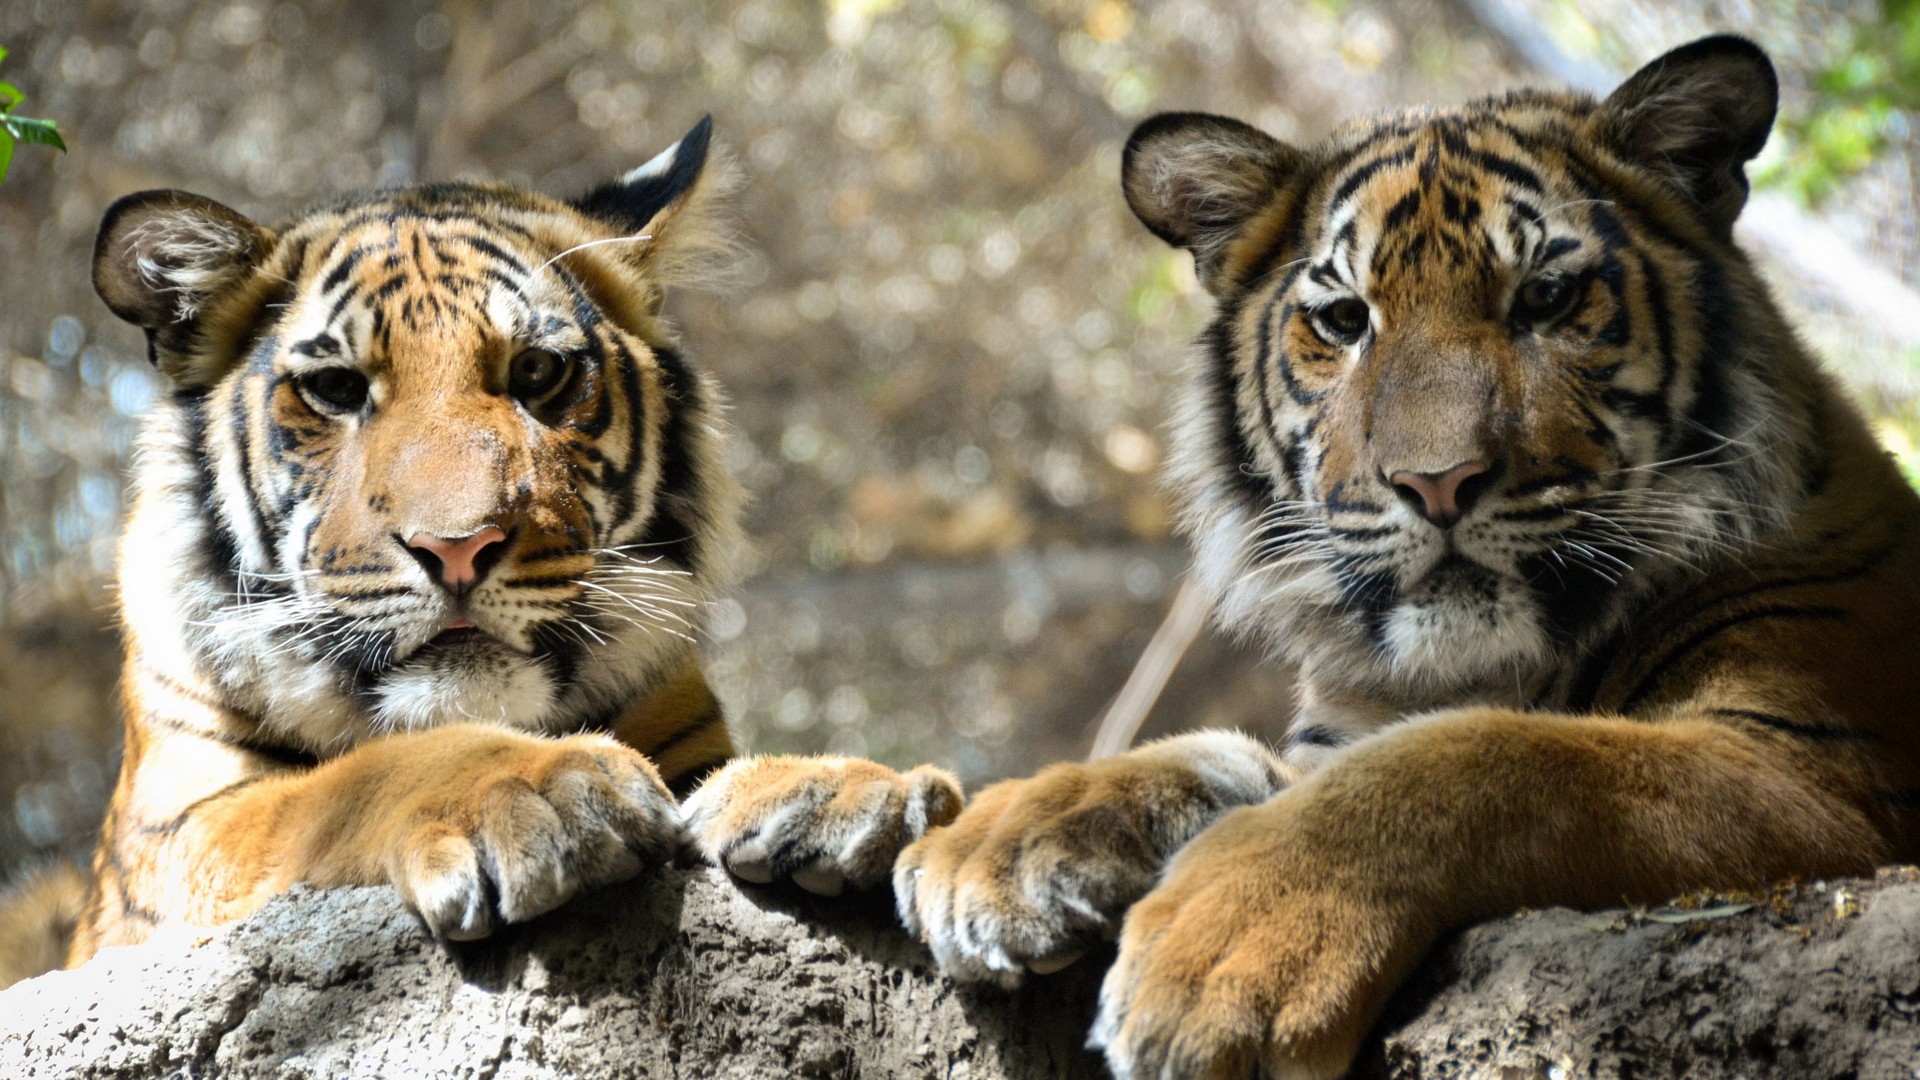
(1090, 708), (1886, 1080)
(88, 724), (684, 954)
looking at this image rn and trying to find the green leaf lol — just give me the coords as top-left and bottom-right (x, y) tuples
(0, 45), (10, 69)
(0, 82), (20, 111)
(0, 131), (14, 184)
(1641, 902), (1755, 924)
(4, 115), (63, 150)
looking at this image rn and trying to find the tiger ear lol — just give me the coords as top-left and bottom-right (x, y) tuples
(1598, 35), (1777, 238)
(571, 115), (736, 291)
(1122, 112), (1302, 293)
(93, 189), (274, 376)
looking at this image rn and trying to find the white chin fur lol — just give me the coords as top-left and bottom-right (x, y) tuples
(371, 646), (558, 733)
(1378, 573), (1549, 686)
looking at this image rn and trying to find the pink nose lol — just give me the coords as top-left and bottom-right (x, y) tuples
(404, 526), (508, 593)
(1387, 461), (1491, 529)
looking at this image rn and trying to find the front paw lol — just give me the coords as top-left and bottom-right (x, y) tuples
(390, 733), (683, 941)
(682, 755), (962, 896)
(895, 731), (1287, 987)
(1091, 802), (1413, 1080)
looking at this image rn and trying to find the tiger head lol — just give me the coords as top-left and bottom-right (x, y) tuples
(1126, 38), (1810, 701)
(94, 119), (745, 746)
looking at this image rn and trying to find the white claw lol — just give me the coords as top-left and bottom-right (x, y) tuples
(728, 858), (776, 885)
(792, 861), (846, 897)
(1026, 949), (1086, 975)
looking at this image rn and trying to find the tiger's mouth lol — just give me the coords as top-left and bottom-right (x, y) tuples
(411, 615), (526, 659)
(429, 625), (487, 648)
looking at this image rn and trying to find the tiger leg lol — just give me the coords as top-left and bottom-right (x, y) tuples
(73, 723), (685, 962)
(892, 731), (1290, 985)
(1091, 708), (1886, 1080)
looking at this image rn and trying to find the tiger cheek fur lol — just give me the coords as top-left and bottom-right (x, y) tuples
(28, 117), (753, 976)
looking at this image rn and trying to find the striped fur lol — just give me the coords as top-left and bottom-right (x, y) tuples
(870, 38), (1920, 1079)
(4, 120), (751, 978)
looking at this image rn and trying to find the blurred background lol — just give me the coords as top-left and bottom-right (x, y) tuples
(2, 0), (1918, 878)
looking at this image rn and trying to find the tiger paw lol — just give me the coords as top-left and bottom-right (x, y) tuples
(681, 755), (963, 896)
(387, 731), (684, 941)
(894, 731), (1287, 986)
(1091, 798), (1413, 1080)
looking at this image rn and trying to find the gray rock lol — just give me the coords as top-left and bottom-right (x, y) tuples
(4, 866), (1916, 1079)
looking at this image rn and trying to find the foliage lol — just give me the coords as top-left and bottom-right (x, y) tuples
(0, 46), (67, 183)
(1759, 1), (1920, 203)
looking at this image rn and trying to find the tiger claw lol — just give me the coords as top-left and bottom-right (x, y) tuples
(726, 856), (776, 885)
(792, 860), (847, 896)
(1026, 949), (1085, 975)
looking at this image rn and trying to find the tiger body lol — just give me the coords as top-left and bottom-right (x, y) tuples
(0, 120), (748, 981)
(686, 38), (1920, 1078)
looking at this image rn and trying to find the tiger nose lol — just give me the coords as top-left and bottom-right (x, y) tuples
(403, 526), (509, 594)
(1387, 461), (1492, 530)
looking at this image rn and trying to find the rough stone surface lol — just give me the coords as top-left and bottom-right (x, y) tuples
(3, 867), (1917, 1079)
(1358, 866), (1920, 1080)
(0, 868), (1108, 1079)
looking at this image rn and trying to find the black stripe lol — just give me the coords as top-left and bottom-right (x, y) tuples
(1331, 147), (1417, 205)
(1200, 307), (1271, 508)
(633, 344), (700, 572)
(146, 704), (320, 766)
(178, 390), (242, 584)
(1679, 537), (1903, 617)
(231, 357), (280, 555)
(1618, 605), (1848, 713)
(1707, 708), (1874, 744)
(101, 847), (163, 925)
(644, 703), (726, 772)
(135, 778), (263, 838)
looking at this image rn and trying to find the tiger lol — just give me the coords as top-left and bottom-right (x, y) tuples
(684, 36), (1920, 1078)
(0, 118), (753, 987)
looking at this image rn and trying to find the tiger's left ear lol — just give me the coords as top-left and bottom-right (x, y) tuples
(571, 115), (735, 291)
(1598, 35), (1777, 238)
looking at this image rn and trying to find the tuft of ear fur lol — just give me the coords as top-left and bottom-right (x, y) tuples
(1122, 112), (1302, 292)
(1597, 35), (1777, 238)
(93, 189), (274, 375)
(571, 115), (742, 295)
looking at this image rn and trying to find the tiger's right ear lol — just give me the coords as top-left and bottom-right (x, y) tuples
(1122, 112), (1302, 293)
(93, 189), (274, 375)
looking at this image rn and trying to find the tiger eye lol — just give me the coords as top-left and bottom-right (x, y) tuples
(1313, 297), (1371, 345)
(1514, 276), (1579, 324)
(508, 349), (571, 401)
(298, 367), (370, 413)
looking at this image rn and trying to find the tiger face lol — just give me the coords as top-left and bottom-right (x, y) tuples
(1126, 45), (1794, 702)
(93, 120), (744, 747)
